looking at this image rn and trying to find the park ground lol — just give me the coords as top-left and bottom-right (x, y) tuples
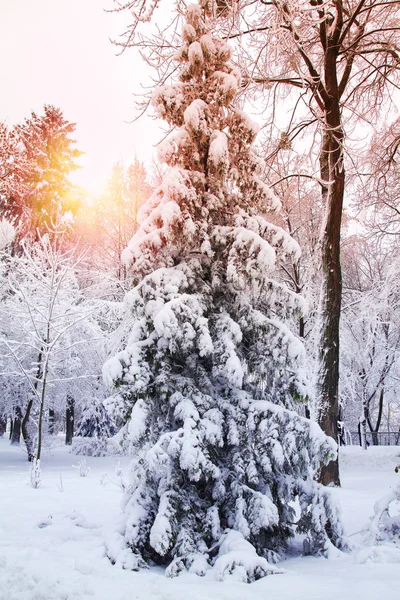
(0, 437), (399, 600)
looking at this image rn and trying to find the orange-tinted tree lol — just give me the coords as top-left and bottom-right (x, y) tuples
(14, 105), (83, 236)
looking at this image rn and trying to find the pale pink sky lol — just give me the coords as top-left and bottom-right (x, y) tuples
(0, 0), (161, 193)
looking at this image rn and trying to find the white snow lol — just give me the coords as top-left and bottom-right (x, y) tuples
(200, 34), (215, 58)
(102, 356), (123, 387)
(0, 218), (15, 250)
(208, 130), (229, 168)
(183, 99), (209, 134)
(182, 24), (196, 43)
(188, 41), (204, 66)
(214, 530), (283, 582)
(0, 438), (399, 599)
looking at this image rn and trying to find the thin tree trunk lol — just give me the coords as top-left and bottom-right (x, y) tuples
(299, 316), (305, 339)
(368, 388), (384, 446)
(22, 347), (44, 461)
(36, 385), (46, 462)
(360, 398), (368, 451)
(10, 407), (22, 445)
(375, 388), (384, 434)
(9, 418), (13, 440)
(21, 398), (35, 461)
(0, 416), (6, 437)
(338, 404), (345, 447)
(48, 408), (55, 435)
(395, 427), (400, 446)
(361, 423), (367, 449)
(36, 345), (52, 463)
(65, 396), (75, 445)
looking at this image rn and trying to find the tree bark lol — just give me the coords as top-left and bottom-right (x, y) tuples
(368, 388), (384, 446)
(316, 49), (344, 487)
(48, 408), (55, 435)
(360, 396), (369, 450)
(21, 398), (35, 461)
(0, 416), (6, 437)
(65, 396), (74, 445)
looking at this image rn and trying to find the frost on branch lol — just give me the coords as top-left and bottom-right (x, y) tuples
(104, 0), (344, 582)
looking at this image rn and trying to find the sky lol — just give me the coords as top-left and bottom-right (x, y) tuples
(0, 0), (162, 194)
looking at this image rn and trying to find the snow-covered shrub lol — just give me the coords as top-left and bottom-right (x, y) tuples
(211, 531), (284, 582)
(356, 466), (400, 561)
(76, 401), (117, 438)
(103, 0), (344, 582)
(73, 459), (91, 477)
(72, 401), (117, 457)
(72, 437), (109, 458)
(100, 461), (129, 492)
(367, 488), (400, 547)
(354, 463), (400, 563)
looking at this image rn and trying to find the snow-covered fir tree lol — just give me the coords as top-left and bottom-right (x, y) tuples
(75, 396), (116, 438)
(103, 0), (343, 581)
(73, 399), (117, 456)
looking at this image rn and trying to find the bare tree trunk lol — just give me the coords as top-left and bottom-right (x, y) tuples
(0, 416), (6, 437)
(371, 431), (379, 446)
(395, 427), (400, 446)
(36, 384), (46, 462)
(338, 404), (345, 447)
(65, 396), (74, 445)
(368, 388), (384, 446)
(10, 406), (22, 445)
(48, 408), (55, 435)
(317, 93), (344, 486)
(21, 398), (35, 461)
(360, 397), (368, 451)
(21, 347), (44, 461)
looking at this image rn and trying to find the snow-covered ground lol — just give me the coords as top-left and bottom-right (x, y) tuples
(0, 437), (399, 600)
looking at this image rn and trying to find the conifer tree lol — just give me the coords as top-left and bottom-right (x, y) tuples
(104, 0), (343, 581)
(0, 123), (30, 228)
(14, 105), (82, 234)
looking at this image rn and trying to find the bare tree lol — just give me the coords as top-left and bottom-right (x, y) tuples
(0, 228), (98, 485)
(73, 159), (153, 290)
(355, 118), (400, 238)
(341, 235), (400, 448)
